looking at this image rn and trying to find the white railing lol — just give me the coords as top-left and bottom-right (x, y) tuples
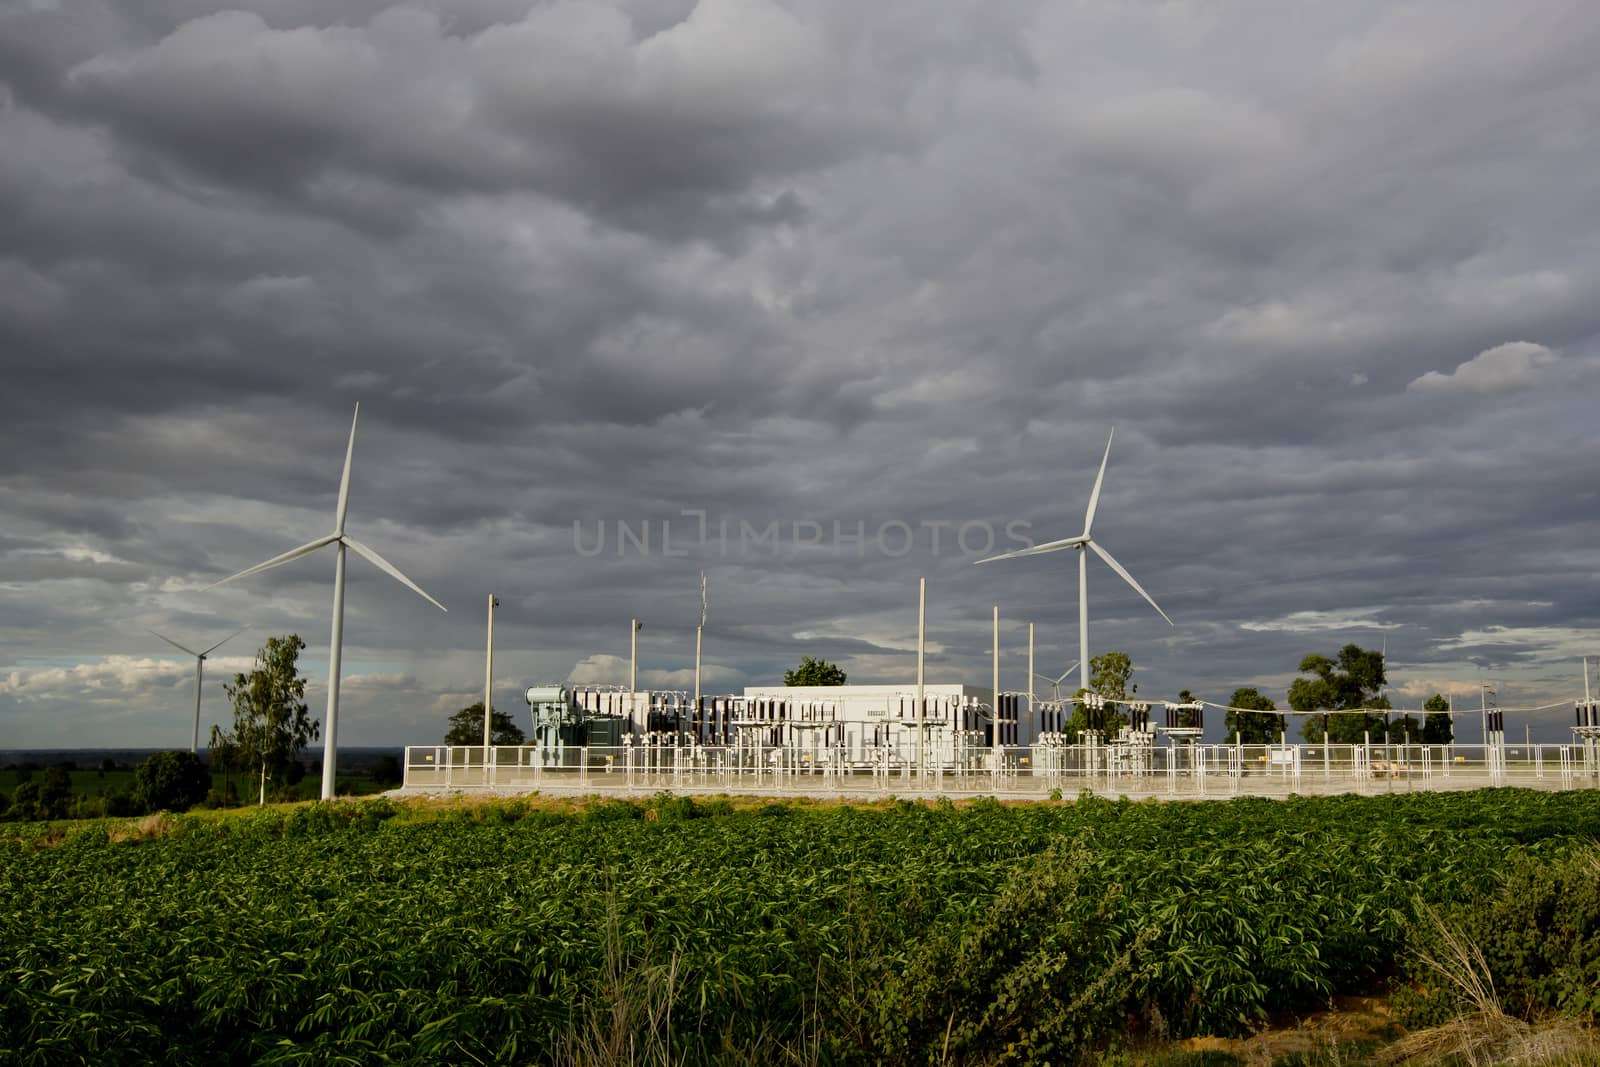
(400, 740), (1600, 798)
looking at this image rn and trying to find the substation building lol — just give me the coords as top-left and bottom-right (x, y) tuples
(525, 682), (1041, 770)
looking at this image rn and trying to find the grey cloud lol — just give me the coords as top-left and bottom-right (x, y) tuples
(4, 0), (1600, 747)
(46, 2), (882, 243)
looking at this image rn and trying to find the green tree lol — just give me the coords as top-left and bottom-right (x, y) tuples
(1225, 687), (1280, 744)
(784, 656), (847, 686)
(1062, 651), (1136, 739)
(1090, 651), (1136, 700)
(7, 766), (73, 821)
(213, 634), (319, 805)
(1421, 693), (1455, 744)
(131, 751), (212, 814)
(5, 783), (37, 821)
(445, 703), (526, 746)
(1288, 644), (1387, 743)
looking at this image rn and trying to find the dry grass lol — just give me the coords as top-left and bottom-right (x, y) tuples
(1381, 1011), (1600, 1067)
(106, 812), (178, 843)
(1378, 903), (1600, 1067)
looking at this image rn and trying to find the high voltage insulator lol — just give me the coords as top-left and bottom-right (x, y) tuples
(1129, 702), (1150, 732)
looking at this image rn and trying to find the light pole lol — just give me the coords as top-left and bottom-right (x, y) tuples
(916, 577), (926, 782)
(483, 594), (499, 755)
(1480, 682), (1495, 748)
(631, 618), (642, 692)
(992, 605), (1001, 769)
(695, 572), (707, 707)
(1027, 622), (1035, 741)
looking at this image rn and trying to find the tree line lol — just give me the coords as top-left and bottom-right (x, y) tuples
(781, 645), (1456, 745)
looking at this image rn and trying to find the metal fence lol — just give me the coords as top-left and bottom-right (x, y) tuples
(401, 739), (1600, 799)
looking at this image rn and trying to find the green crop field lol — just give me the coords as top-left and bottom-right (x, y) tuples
(0, 768), (138, 799)
(2, 789), (1598, 1065)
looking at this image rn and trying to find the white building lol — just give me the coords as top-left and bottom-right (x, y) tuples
(539, 683), (1034, 769)
(738, 684), (1030, 767)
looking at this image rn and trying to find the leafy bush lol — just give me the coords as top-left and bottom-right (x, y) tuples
(868, 839), (1147, 1064)
(131, 751), (212, 814)
(70, 792), (138, 820)
(1399, 844), (1600, 1026)
(584, 798), (645, 822)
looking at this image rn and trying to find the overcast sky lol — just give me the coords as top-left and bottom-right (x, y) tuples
(3, 0), (1598, 749)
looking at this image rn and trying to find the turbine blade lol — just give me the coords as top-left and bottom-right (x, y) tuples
(335, 403), (359, 535)
(200, 626), (249, 657)
(1083, 428), (1114, 536)
(973, 535), (1089, 565)
(1088, 540), (1173, 626)
(343, 537), (448, 612)
(1054, 663), (1079, 685)
(147, 629), (200, 657)
(204, 534), (339, 590)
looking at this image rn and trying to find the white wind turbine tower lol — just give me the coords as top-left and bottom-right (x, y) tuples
(1033, 662), (1080, 702)
(148, 626), (247, 753)
(976, 428), (1172, 693)
(205, 404), (447, 800)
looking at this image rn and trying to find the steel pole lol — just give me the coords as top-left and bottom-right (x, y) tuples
(483, 594), (497, 754)
(993, 605), (1000, 768)
(917, 577), (926, 781)
(1078, 548), (1089, 694)
(1481, 684), (1489, 749)
(192, 658), (203, 754)
(1027, 622), (1035, 742)
(631, 618), (638, 693)
(320, 540), (347, 801)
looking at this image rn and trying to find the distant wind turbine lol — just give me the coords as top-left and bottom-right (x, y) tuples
(1033, 662), (1080, 702)
(148, 626), (247, 753)
(976, 428), (1172, 693)
(205, 404), (447, 800)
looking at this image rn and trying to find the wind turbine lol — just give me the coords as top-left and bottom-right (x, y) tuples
(976, 428), (1172, 693)
(148, 626), (247, 753)
(205, 404), (447, 800)
(1033, 662), (1080, 702)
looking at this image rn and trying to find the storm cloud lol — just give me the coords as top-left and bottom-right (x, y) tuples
(3, 0), (1598, 748)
